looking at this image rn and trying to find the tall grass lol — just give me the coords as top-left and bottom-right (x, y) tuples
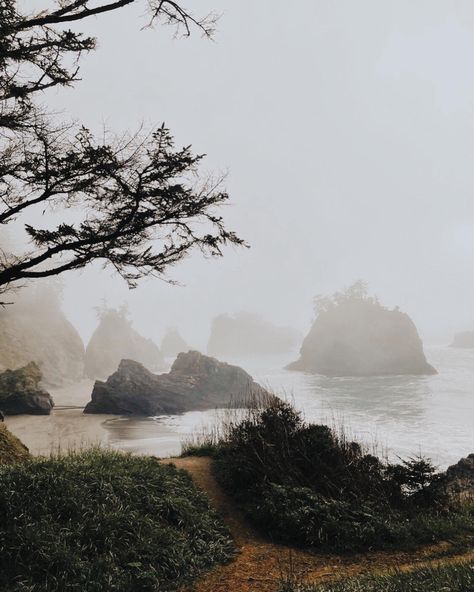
(279, 560), (474, 592)
(0, 447), (235, 592)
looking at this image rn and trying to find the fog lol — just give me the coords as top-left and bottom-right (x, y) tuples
(36, 0), (474, 348)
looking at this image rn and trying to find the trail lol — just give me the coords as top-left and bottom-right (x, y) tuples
(163, 457), (474, 592)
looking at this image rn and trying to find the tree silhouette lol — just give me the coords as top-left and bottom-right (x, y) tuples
(0, 1), (243, 299)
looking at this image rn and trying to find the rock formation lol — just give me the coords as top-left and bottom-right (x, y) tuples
(442, 454), (474, 499)
(84, 350), (269, 415)
(0, 284), (85, 386)
(160, 328), (190, 358)
(451, 332), (474, 348)
(288, 285), (436, 376)
(0, 425), (30, 464)
(207, 312), (302, 356)
(85, 308), (164, 380)
(0, 362), (54, 415)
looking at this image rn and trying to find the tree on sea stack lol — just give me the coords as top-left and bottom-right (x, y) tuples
(0, 1), (243, 300)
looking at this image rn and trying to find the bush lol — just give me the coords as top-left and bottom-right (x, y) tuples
(0, 448), (234, 592)
(199, 400), (473, 552)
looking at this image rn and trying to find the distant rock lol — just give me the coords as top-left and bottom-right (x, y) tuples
(160, 328), (190, 358)
(84, 350), (269, 415)
(85, 308), (164, 380)
(207, 312), (302, 356)
(288, 283), (436, 376)
(0, 284), (85, 387)
(0, 362), (54, 415)
(442, 454), (474, 499)
(451, 332), (474, 348)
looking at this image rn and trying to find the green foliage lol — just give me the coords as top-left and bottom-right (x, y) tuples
(204, 400), (474, 552)
(0, 448), (234, 592)
(280, 560), (474, 592)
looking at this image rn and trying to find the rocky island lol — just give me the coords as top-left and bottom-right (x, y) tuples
(84, 350), (269, 415)
(288, 282), (436, 376)
(207, 312), (302, 356)
(85, 307), (164, 379)
(160, 328), (190, 358)
(0, 362), (54, 415)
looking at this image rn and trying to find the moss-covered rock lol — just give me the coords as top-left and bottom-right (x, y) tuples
(0, 362), (54, 415)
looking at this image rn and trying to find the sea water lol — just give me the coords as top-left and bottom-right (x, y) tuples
(103, 344), (474, 468)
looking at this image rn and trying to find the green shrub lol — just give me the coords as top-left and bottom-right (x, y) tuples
(202, 400), (474, 552)
(0, 448), (234, 592)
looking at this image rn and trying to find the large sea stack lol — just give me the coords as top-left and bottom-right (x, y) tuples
(288, 284), (436, 376)
(0, 284), (84, 386)
(85, 308), (164, 380)
(208, 312), (302, 356)
(84, 350), (269, 415)
(0, 362), (54, 415)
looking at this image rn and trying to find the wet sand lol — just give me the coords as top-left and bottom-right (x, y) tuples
(5, 379), (114, 456)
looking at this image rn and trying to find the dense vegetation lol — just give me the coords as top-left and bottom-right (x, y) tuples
(0, 424), (29, 464)
(184, 400), (474, 552)
(0, 449), (234, 592)
(280, 560), (474, 592)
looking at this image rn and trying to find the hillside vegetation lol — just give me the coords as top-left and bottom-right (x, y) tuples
(0, 449), (234, 592)
(184, 400), (474, 553)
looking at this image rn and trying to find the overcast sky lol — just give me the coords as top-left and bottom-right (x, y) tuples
(33, 1), (474, 347)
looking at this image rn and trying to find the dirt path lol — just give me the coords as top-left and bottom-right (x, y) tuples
(164, 457), (474, 592)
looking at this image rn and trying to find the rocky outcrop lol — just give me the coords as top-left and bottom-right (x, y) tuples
(451, 332), (474, 348)
(207, 312), (302, 356)
(288, 298), (436, 376)
(442, 454), (474, 499)
(0, 362), (54, 415)
(84, 350), (269, 415)
(0, 425), (29, 464)
(160, 329), (190, 358)
(0, 285), (85, 387)
(85, 309), (164, 380)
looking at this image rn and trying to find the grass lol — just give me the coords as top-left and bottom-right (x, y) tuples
(0, 447), (235, 592)
(279, 560), (474, 591)
(0, 424), (30, 463)
(183, 398), (474, 553)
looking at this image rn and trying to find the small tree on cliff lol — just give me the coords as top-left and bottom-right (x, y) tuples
(0, 1), (243, 300)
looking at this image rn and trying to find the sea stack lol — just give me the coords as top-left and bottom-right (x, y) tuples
(288, 284), (436, 377)
(84, 350), (269, 415)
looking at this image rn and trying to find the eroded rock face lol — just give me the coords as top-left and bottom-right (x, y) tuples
(0, 286), (85, 387)
(451, 332), (474, 348)
(288, 299), (436, 376)
(85, 309), (164, 380)
(208, 312), (302, 356)
(0, 362), (54, 415)
(84, 351), (269, 415)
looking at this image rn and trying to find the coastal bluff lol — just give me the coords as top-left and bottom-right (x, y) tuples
(84, 351), (269, 415)
(288, 289), (436, 377)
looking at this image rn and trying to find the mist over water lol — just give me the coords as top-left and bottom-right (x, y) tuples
(103, 344), (473, 468)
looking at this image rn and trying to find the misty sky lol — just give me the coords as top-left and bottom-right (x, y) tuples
(34, 1), (474, 347)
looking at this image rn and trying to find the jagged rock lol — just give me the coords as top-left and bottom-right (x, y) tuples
(84, 350), (269, 415)
(451, 332), (474, 348)
(85, 309), (164, 380)
(160, 328), (190, 358)
(207, 312), (302, 356)
(0, 285), (85, 387)
(442, 454), (474, 498)
(0, 362), (54, 415)
(288, 289), (436, 376)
